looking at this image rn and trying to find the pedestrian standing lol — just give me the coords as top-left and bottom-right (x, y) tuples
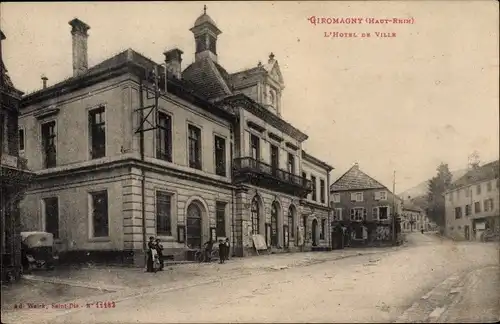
(218, 239), (225, 264)
(146, 236), (155, 273)
(155, 238), (164, 271)
(224, 238), (230, 261)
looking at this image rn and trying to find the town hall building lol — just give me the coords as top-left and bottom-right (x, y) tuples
(17, 10), (333, 265)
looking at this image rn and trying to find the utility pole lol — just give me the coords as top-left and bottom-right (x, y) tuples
(392, 170), (396, 244)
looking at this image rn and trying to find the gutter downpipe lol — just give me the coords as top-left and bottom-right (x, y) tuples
(327, 172), (331, 250)
(139, 74), (147, 265)
(230, 126), (236, 257)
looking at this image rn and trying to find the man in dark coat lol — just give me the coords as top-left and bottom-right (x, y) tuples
(146, 236), (155, 272)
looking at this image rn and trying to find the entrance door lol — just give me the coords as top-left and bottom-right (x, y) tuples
(312, 219), (318, 246)
(271, 203), (278, 247)
(464, 225), (470, 240)
(270, 144), (279, 176)
(186, 203), (202, 249)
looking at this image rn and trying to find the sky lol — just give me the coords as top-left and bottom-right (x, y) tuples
(1, 1), (498, 192)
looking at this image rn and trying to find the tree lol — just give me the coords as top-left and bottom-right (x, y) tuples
(426, 163), (453, 226)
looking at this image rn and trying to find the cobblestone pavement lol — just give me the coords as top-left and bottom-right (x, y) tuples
(1, 246), (396, 324)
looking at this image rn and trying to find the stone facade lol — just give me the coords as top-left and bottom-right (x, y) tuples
(17, 12), (334, 266)
(444, 162), (499, 241)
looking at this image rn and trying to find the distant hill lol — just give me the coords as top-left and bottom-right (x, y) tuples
(398, 168), (468, 201)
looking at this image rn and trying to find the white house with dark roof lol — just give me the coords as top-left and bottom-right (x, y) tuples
(17, 10), (334, 265)
(444, 160), (499, 241)
(330, 163), (402, 246)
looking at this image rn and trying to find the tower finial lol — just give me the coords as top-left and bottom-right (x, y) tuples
(203, 4), (207, 15)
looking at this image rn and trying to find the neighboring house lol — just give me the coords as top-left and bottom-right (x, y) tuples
(401, 201), (423, 232)
(18, 11), (333, 265)
(300, 151), (334, 250)
(0, 30), (34, 281)
(330, 163), (402, 246)
(444, 160), (499, 241)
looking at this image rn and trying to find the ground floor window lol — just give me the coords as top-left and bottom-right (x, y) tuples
(90, 190), (108, 237)
(320, 219), (326, 240)
(43, 197), (59, 239)
(216, 202), (226, 237)
(156, 191), (172, 236)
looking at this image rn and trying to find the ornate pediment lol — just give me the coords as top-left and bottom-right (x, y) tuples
(264, 60), (283, 90)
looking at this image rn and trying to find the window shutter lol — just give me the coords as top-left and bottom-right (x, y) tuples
(339, 209), (342, 221)
(372, 207), (378, 220)
(374, 191), (380, 201)
(351, 193), (356, 201)
(350, 208), (354, 220)
(388, 206), (391, 219)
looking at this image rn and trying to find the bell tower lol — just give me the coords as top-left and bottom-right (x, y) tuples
(190, 5), (222, 63)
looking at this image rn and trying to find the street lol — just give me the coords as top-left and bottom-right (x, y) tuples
(20, 233), (495, 323)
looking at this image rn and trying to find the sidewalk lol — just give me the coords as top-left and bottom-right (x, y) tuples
(1, 246), (399, 324)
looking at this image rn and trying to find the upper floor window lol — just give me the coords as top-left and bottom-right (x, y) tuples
(487, 181), (492, 192)
(188, 125), (201, 169)
(320, 179), (326, 203)
(41, 121), (56, 168)
(454, 206), (462, 219)
(465, 188), (470, 197)
(375, 191), (387, 200)
(465, 204), (471, 216)
(287, 153), (295, 174)
(333, 208), (342, 220)
(474, 201), (481, 213)
(89, 107), (106, 159)
(311, 176), (317, 201)
(350, 207), (366, 221)
(250, 134), (260, 160)
(18, 128), (25, 152)
(156, 112), (172, 162)
(215, 136), (226, 177)
(333, 193), (340, 203)
(156, 191), (172, 236)
(484, 198), (494, 212)
(351, 192), (364, 202)
(476, 184), (481, 195)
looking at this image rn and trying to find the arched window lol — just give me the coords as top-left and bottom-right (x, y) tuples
(186, 203), (202, 249)
(269, 89), (276, 107)
(251, 196), (260, 235)
(288, 205), (296, 238)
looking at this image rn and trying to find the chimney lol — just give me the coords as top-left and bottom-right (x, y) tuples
(41, 75), (48, 89)
(69, 18), (90, 77)
(163, 48), (183, 79)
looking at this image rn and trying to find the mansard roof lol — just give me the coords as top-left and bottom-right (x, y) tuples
(330, 164), (387, 192)
(182, 57), (232, 100)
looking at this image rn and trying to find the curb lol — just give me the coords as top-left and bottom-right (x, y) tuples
(22, 275), (127, 292)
